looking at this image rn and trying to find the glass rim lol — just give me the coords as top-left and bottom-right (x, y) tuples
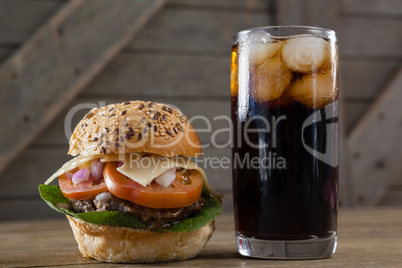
(234, 25), (337, 43)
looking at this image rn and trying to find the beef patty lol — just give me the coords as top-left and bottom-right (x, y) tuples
(69, 192), (206, 229)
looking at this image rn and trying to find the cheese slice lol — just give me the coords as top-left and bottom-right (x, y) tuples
(44, 153), (222, 198)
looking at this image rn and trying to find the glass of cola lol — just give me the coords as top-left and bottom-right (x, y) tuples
(231, 26), (339, 259)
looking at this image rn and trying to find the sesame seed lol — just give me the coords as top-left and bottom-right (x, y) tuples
(123, 121), (129, 126)
(141, 117), (145, 123)
(154, 125), (158, 132)
(155, 111), (161, 119)
(97, 140), (103, 146)
(180, 126), (184, 132)
(127, 127), (134, 133)
(154, 133), (160, 137)
(101, 146), (106, 154)
(145, 111), (150, 115)
(173, 127), (178, 134)
(93, 137), (98, 142)
(165, 136), (169, 140)
(162, 105), (173, 114)
(123, 101), (131, 105)
(109, 113), (115, 118)
(119, 136), (124, 142)
(115, 142), (121, 147)
(121, 110), (127, 115)
(180, 115), (185, 123)
(109, 107), (114, 112)
(144, 127), (148, 134)
(138, 133), (143, 140)
(162, 114), (167, 121)
(146, 122), (152, 127)
(138, 103), (145, 110)
(175, 123), (181, 128)
(114, 128), (119, 134)
(148, 102), (155, 108)
(99, 133), (104, 139)
(104, 127), (109, 133)
(125, 133), (131, 140)
(160, 132), (165, 136)
(166, 129), (173, 136)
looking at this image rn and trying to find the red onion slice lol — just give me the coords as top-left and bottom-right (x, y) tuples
(91, 159), (105, 181)
(155, 168), (176, 188)
(72, 168), (90, 185)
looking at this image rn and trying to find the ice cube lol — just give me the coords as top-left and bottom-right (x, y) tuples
(252, 57), (292, 102)
(282, 36), (327, 73)
(249, 42), (282, 66)
(246, 30), (273, 45)
(289, 72), (337, 109)
(247, 30), (282, 65)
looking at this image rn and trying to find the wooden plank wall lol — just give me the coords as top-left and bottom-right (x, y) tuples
(0, 0), (401, 221)
(0, 0), (272, 220)
(335, 0), (402, 205)
(337, 0), (402, 132)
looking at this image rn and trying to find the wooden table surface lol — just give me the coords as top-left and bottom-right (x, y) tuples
(1, 207), (402, 267)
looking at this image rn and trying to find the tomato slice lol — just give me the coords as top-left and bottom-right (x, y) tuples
(103, 162), (203, 209)
(59, 174), (108, 200)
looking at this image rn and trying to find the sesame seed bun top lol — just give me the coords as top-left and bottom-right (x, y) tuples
(68, 101), (202, 157)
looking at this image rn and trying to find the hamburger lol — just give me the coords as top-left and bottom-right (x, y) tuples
(39, 100), (222, 263)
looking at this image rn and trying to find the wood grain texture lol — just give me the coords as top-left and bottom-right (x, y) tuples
(1, 208), (402, 267)
(277, 0), (337, 29)
(84, 53), (229, 98)
(0, 0), (166, 174)
(339, 0), (402, 15)
(0, 47), (13, 62)
(169, 0), (270, 9)
(344, 101), (370, 134)
(348, 67), (402, 205)
(342, 59), (401, 100)
(0, 0), (65, 44)
(337, 17), (402, 57)
(126, 7), (271, 52)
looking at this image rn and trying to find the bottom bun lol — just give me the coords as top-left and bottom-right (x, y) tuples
(67, 215), (215, 263)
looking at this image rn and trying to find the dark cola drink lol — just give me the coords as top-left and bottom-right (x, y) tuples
(231, 27), (339, 259)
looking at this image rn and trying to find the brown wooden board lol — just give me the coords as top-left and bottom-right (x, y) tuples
(336, 17), (402, 57)
(1, 208), (402, 267)
(277, 0), (337, 29)
(0, 0), (65, 44)
(126, 7), (271, 53)
(0, 47), (13, 62)
(344, 102), (370, 134)
(339, 0), (402, 15)
(342, 59), (401, 99)
(84, 53), (230, 98)
(348, 67), (402, 205)
(169, 0), (271, 9)
(0, 0), (167, 174)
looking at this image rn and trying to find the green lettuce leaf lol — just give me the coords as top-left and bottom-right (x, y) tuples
(38, 184), (222, 232)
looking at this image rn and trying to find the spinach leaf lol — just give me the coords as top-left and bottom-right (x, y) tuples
(38, 184), (222, 232)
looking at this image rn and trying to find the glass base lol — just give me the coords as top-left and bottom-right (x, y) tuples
(236, 232), (337, 259)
